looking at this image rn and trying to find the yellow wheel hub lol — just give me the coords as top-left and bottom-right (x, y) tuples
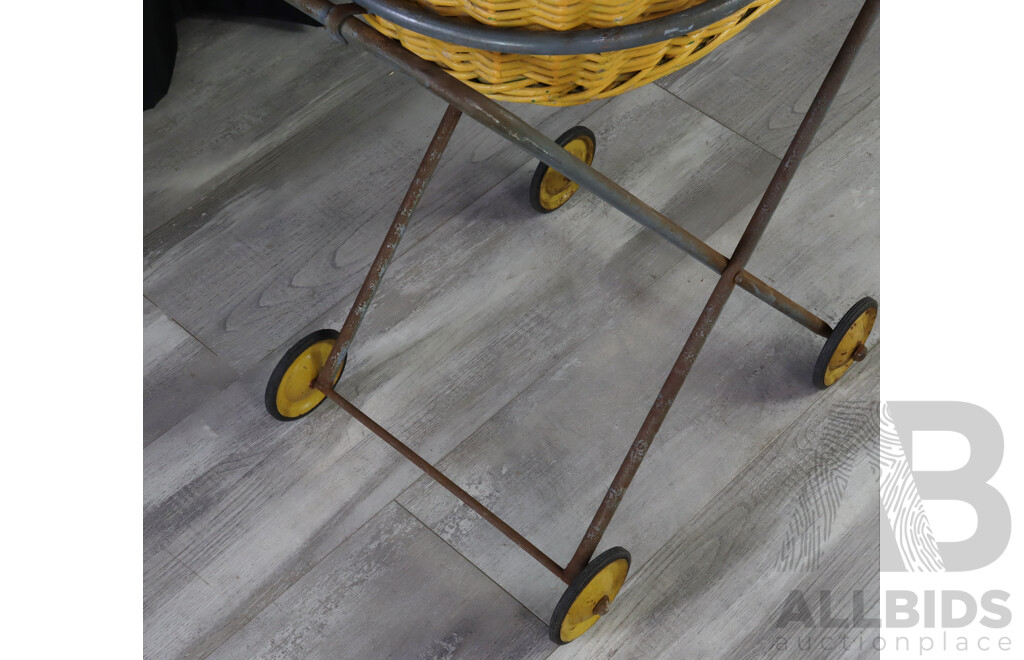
(822, 307), (876, 387)
(813, 297), (878, 389)
(538, 135), (595, 212)
(265, 329), (347, 421)
(276, 339), (340, 418)
(559, 557), (628, 642)
(550, 547), (631, 644)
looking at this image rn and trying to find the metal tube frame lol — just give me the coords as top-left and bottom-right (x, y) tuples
(351, 0), (755, 55)
(286, 0), (878, 587)
(316, 103), (463, 389)
(286, 0), (755, 55)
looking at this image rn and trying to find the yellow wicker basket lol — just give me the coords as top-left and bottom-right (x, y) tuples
(366, 0), (781, 105)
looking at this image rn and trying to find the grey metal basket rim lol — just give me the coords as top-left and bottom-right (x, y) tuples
(355, 0), (755, 56)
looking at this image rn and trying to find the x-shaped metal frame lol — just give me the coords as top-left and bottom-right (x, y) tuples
(276, 0), (880, 585)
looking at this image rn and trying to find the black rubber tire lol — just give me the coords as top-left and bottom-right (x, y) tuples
(264, 329), (345, 421)
(548, 546), (631, 644)
(529, 125), (597, 214)
(812, 296), (878, 390)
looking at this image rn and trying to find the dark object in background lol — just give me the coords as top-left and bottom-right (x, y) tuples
(144, 1), (319, 110)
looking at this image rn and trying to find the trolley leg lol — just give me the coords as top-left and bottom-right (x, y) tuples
(316, 104), (463, 388)
(563, 0), (880, 581)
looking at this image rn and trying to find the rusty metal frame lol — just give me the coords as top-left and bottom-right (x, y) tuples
(278, 0), (880, 588)
(316, 104), (462, 390)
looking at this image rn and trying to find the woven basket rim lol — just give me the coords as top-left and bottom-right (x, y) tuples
(355, 0), (753, 54)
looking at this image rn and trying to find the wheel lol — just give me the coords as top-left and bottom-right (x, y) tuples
(265, 329), (346, 421)
(529, 126), (597, 214)
(549, 547), (630, 644)
(812, 296), (878, 389)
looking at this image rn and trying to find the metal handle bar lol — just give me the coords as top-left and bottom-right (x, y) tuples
(288, 0), (754, 55)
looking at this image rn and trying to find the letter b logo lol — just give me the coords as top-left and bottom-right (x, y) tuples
(881, 402), (1010, 571)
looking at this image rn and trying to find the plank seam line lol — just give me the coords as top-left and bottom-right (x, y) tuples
(146, 293), (224, 358)
(168, 551), (215, 590)
(198, 500), (407, 660)
(394, 500), (549, 628)
(654, 14), (878, 161)
(651, 82), (781, 162)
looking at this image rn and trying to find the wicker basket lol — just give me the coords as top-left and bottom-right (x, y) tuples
(366, 0), (781, 105)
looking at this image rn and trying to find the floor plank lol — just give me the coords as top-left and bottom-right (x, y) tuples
(657, 0), (879, 158)
(144, 17), (362, 236)
(396, 96), (878, 621)
(550, 352), (879, 660)
(144, 297), (237, 445)
(208, 502), (550, 660)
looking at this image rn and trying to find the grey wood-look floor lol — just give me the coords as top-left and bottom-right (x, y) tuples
(143, 0), (880, 657)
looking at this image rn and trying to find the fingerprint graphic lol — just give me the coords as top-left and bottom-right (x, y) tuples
(879, 402), (945, 571)
(775, 402), (877, 571)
